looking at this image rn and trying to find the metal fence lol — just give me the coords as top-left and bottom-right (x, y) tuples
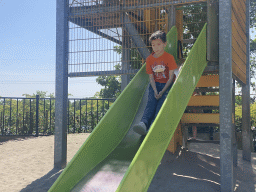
(0, 96), (115, 136)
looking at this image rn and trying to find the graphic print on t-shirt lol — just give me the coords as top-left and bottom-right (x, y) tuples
(151, 61), (167, 80)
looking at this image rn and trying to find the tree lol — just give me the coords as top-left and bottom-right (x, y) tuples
(250, 1), (256, 29)
(21, 91), (56, 135)
(249, 1), (256, 89)
(95, 45), (142, 98)
(96, 64), (121, 98)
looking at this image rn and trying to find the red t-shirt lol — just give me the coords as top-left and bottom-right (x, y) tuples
(146, 51), (177, 83)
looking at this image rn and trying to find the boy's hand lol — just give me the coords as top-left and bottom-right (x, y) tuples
(157, 91), (164, 100)
(154, 91), (159, 99)
(154, 91), (164, 100)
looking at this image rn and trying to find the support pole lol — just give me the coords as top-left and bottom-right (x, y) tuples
(121, 29), (131, 91)
(167, 5), (176, 31)
(242, 0), (251, 162)
(232, 79), (237, 167)
(54, 0), (69, 169)
(219, 0), (234, 191)
(36, 95), (39, 137)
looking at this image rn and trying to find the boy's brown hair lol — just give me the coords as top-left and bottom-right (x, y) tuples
(149, 30), (166, 43)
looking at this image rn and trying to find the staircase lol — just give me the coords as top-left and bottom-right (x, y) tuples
(168, 74), (220, 153)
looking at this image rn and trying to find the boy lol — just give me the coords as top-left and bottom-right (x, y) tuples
(133, 30), (177, 135)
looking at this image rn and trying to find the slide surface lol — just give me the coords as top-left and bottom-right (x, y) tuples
(49, 24), (207, 192)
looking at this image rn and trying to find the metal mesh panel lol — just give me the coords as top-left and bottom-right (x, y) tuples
(182, 3), (207, 57)
(68, 0), (206, 77)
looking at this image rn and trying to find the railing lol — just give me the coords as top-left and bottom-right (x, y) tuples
(0, 96), (115, 136)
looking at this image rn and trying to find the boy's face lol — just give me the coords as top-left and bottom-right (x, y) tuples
(151, 39), (167, 56)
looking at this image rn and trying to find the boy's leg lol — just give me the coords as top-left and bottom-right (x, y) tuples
(140, 85), (158, 130)
(154, 83), (173, 119)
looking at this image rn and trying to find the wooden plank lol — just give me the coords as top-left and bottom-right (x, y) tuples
(239, 0), (246, 13)
(232, 19), (246, 50)
(167, 123), (182, 153)
(187, 95), (219, 107)
(232, 61), (246, 83)
(232, 47), (246, 73)
(144, 9), (156, 33)
(231, 23), (246, 52)
(181, 113), (219, 124)
(176, 9), (183, 42)
(167, 122), (182, 153)
(196, 75), (219, 87)
(232, 10), (246, 41)
(231, 10), (247, 85)
(232, 0), (246, 22)
(232, 0), (246, 26)
(232, 32), (246, 61)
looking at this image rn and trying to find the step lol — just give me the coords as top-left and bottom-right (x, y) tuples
(187, 95), (219, 107)
(181, 113), (219, 124)
(196, 74), (219, 87)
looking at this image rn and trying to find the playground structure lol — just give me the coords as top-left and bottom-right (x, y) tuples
(53, 0), (251, 191)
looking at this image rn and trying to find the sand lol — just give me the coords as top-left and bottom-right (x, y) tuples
(0, 134), (255, 192)
(0, 134), (90, 192)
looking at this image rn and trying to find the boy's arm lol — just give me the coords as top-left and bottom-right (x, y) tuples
(149, 74), (159, 98)
(158, 70), (175, 97)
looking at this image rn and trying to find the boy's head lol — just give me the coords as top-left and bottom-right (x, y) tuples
(149, 30), (166, 44)
(149, 30), (167, 56)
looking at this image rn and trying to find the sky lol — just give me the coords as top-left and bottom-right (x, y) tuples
(0, 0), (103, 98)
(0, 1), (255, 98)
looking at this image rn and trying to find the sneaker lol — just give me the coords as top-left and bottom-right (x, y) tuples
(133, 122), (147, 136)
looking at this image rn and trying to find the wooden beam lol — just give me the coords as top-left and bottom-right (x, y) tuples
(196, 75), (219, 87)
(187, 95), (219, 106)
(181, 113), (219, 124)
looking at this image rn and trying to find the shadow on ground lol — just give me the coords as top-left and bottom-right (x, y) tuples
(20, 145), (256, 192)
(20, 168), (63, 192)
(148, 147), (221, 192)
(0, 136), (36, 144)
(234, 155), (256, 192)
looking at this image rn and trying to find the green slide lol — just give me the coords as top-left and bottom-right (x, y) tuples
(49, 24), (207, 192)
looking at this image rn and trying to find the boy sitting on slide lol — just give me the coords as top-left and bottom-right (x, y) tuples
(133, 30), (178, 135)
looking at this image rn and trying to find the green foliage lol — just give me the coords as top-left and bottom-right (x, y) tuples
(0, 93), (115, 135)
(96, 45), (142, 99)
(249, 1), (256, 91)
(251, 38), (256, 52)
(0, 95), (55, 135)
(250, 1), (256, 29)
(96, 74), (121, 98)
(250, 38), (256, 87)
(235, 99), (256, 131)
(183, 3), (207, 40)
(182, 3), (207, 57)
(235, 95), (242, 106)
(22, 91), (54, 98)
(67, 98), (114, 133)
